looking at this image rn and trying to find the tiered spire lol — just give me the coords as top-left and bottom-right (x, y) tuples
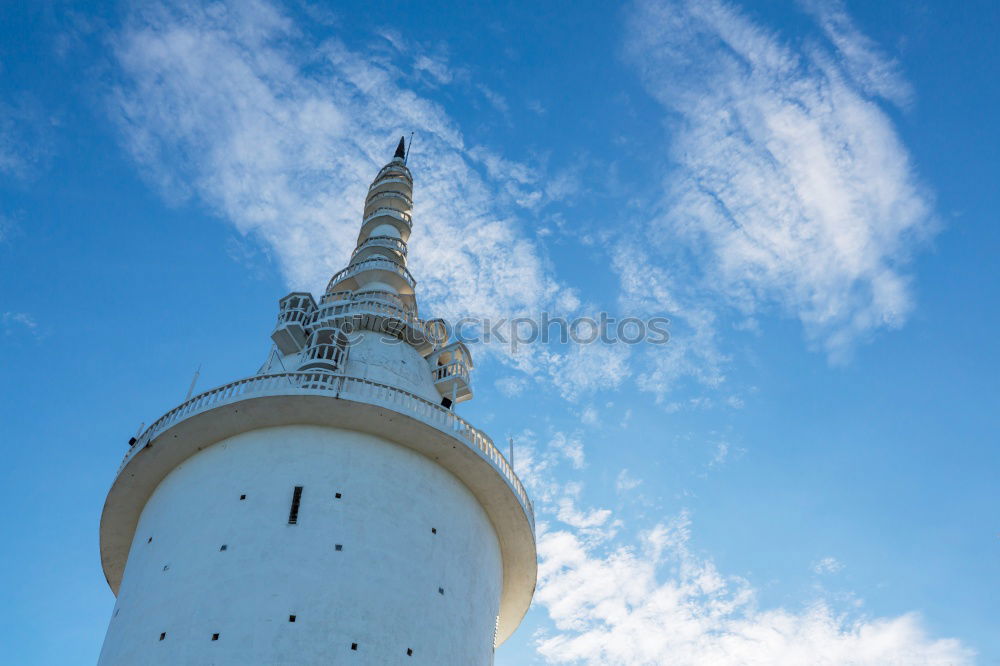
(269, 137), (474, 404)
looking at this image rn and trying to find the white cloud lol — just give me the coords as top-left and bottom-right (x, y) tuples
(800, 0), (913, 107)
(535, 512), (973, 665)
(2, 311), (40, 338)
(413, 53), (453, 85)
(517, 427), (971, 666)
(708, 441), (729, 467)
(544, 342), (632, 402)
(551, 431), (586, 470)
(616, 469), (642, 493)
(0, 94), (51, 180)
(495, 375), (529, 397)
(580, 406), (600, 426)
(813, 556), (845, 575)
(612, 242), (728, 401)
(624, 0), (937, 358)
(108, 0), (570, 360)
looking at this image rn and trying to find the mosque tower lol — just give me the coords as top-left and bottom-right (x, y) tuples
(98, 138), (536, 665)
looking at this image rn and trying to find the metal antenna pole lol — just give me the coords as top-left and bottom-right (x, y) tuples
(185, 364), (201, 400)
(508, 437), (515, 468)
(404, 131), (414, 164)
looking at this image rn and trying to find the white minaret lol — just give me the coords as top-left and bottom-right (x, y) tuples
(98, 138), (536, 665)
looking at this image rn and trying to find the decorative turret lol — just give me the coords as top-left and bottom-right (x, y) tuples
(99, 139), (534, 665)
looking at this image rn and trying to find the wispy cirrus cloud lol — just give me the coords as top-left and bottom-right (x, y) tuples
(2, 311), (40, 338)
(0, 94), (53, 181)
(108, 0), (569, 344)
(624, 0), (936, 359)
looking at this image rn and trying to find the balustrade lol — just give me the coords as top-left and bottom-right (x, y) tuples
(118, 372), (534, 528)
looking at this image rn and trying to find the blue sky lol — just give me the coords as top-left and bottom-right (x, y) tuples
(1, 0), (997, 663)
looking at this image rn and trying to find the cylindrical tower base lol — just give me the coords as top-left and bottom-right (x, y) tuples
(98, 425), (503, 665)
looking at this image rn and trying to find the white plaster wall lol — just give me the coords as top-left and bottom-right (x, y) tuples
(259, 331), (441, 405)
(98, 425), (502, 665)
(341, 331), (441, 403)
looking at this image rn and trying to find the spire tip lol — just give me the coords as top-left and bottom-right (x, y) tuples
(394, 136), (406, 159)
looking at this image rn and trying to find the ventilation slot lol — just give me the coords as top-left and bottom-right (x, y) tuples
(288, 486), (303, 524)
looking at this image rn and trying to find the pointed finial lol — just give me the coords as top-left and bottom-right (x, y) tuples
(394, 136), (406, 159)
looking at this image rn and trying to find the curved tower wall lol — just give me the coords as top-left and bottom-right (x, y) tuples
(99, 425), (503, 665)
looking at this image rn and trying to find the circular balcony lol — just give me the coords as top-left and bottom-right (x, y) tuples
(367, 176), (412, 198)
(320, 290), (353, 305)
(321, 289), (417, 317)
(374, 162), (412, 182)
(313, 294), (434, 355)
(351, 235), (407, 264)
(116, 372), (533, 527)
(104, 371), (536, 645)
(327, 256), (416, 295)
(364, 190), (412, 214)
(359, 207), (412, 243)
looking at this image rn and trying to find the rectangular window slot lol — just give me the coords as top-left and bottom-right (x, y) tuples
(289, 615), (296, 623)
(211, 633), (219, 641)
(159, 632), (166, 641)
(288, 486), (303, 524)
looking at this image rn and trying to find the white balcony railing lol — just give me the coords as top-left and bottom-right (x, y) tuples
(434, 360), (470, 384)
(351, 235), (407, 261)
(320, 289), (412, 313)
(298, 343), (345, 370)
(316, 296), (418, 327)
(367, 176), (411, 194)
(119, 372), (534, 528)
(312, 297), (436, 351)
(364, 190), (412, 211)
(327, 256), (416, 291)
(275, 307), (313, 326)
(373, 163), (412, 183)
(362, 207), (412, 231)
